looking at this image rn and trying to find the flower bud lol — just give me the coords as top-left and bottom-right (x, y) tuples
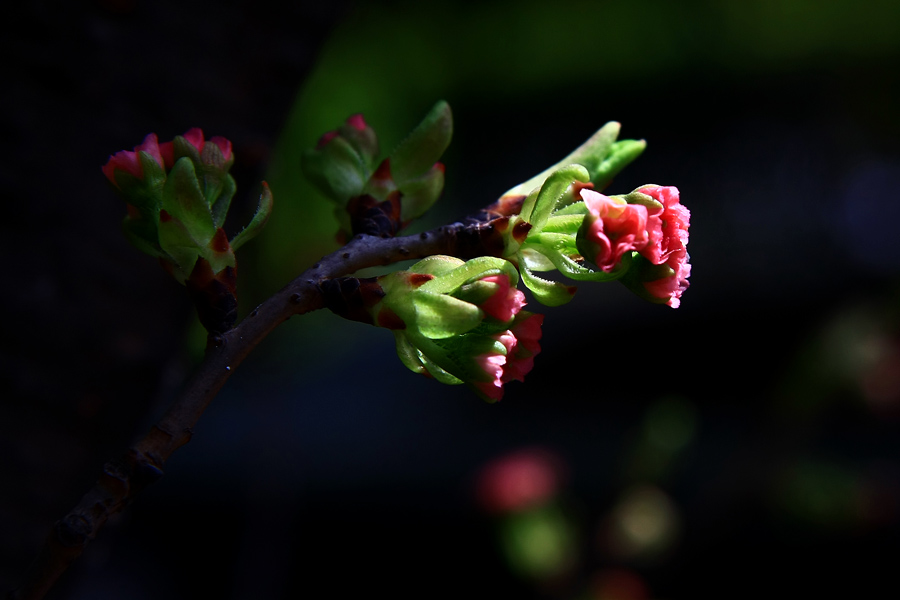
(303, 101), (452, 239)
(103, 130), (272, 331)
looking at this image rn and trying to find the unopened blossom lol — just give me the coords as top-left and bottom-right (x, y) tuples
(101, 133), (165, 187)
(477, 274), (527, 322)
(472, 313), (544, 401)
(159, 127), (233, 168)
(502, 313), (543, 383)
(473, 331), (519, 401)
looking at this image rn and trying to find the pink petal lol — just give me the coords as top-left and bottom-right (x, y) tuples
(479, 275), (527, 322)
(209, 136), (233, 161)
(182, 128), (205, 152)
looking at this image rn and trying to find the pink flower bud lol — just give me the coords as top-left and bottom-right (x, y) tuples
(636, 185), (689, 266)
(101, 133), (165, 188)
(473, 313), (544, 401)
(474, 331), (517, 401)
(502, 313), (543, 383)
(478, 274), (527, 322)
(580, 189), (650, 273)
(159, 128), (233, 168)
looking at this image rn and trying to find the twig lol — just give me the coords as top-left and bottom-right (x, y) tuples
(10, 219), (501, 599)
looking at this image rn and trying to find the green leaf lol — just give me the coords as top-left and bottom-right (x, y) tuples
(592, 139), (646, 190)
(523, 165), (590, 231)
(161, 157), (215, 245)
(210, 173), (237, 228)
(418, 256), (515, 295)
(301, 137), (369, 205)
(397, 162), (445, 222)
(537, 240), (631, 282)
(230, 182), (274, 251)
(541, 214), (585, 234)
(389, 100), (453, 186)
(409, 255), (465, 277)
(121, 215), (165, 258)
(111, 152), (166, 218)
(519, 259), (577, 306)
(418, 349), (464, 385)
(552, 201), (589, 217)
(411, 292), (483, 339)
(394, 331), (427, 376)
(158, 214), (201, 283)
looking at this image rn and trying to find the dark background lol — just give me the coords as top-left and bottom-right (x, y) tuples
(3, 1), (900, 598)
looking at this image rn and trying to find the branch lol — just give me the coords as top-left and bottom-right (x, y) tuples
(10, 218), (503, 600)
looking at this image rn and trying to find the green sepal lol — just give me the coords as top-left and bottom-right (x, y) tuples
(408, 255), (465, 277)
(413, 333), (505, 385)
(453, 279), (502, 307)
(339, 119), (380, 173)
(397, 162), (445, 222)
(172, 135), (203, 167)
(121, 214), (165, 258)
(520, 165), (590, 230)
(519, 257), (577, 306)
(199, 138), (234, 172)
(619, 253), (675, 305)
(417, 347), (465, 385)
(230, 182), (274, 251)
(551, 202), (589, 217)
(540, 213), (585, 235)
(394, 331), (427, 376)
(592, 139), (646, 190)
(158, 214), (202, 283)
(210, 174), (237, 228)
(301, 137), (370, 205)
(199, 229), (236, 275)
(111, 152), (166, 218)
(520, 247), (556, 272)
(537, 238), (631, 282)
(194, 143), (230, 209)
(620, 188), (663, 212)
(397, 332), (465, 385)
(418, 256), (515, 295)
(411, 292), (483, 339)
(161, 157), (215, 246)
(390, 100), (452, 187)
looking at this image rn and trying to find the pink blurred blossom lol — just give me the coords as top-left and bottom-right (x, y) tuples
(476, 447), (563, 513)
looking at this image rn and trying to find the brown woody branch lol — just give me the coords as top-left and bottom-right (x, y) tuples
(10, 218), (508, 600)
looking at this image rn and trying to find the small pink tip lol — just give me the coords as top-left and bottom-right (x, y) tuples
(346, 114), (367, 131)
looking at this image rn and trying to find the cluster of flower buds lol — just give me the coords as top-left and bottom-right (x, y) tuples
(321, 256), (543, 402)
(302, 101), (452, 241)
(102, 128), (272, 332)
(482, 123), (691, 308)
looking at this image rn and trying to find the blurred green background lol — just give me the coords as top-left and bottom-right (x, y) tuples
(3, 1), (900, 599)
